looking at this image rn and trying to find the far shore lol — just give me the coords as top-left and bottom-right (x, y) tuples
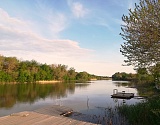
(0, 80), (61, 84)
(0, 79), (111, 84)
(36, 80), (61, 84)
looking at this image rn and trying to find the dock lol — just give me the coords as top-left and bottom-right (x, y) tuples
(111, 89), (134, 99)
(0, 105), (96, 125)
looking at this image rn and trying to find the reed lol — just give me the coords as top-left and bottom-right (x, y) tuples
(118, 96), (160, 125)
(69, 105), (129, 125)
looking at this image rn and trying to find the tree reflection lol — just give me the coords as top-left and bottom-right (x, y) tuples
(113, 81), (131, 87)
(0, 83), (89, 108)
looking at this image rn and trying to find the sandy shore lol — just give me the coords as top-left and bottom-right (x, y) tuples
(36, 80), (61, 84)
(0, 80), (61, 84)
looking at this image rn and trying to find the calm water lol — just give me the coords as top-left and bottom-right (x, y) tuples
(0, 80), (142, 117)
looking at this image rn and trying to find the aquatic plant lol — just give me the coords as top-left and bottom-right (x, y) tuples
(118, 96), (160, 125)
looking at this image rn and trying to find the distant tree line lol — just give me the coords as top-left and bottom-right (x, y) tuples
(112, 72), (136, 81)
(0, 55), (108, 83)
(112, 67), (159, 83)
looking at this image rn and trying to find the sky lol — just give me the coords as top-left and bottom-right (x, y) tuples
(0, 0), (139, 76)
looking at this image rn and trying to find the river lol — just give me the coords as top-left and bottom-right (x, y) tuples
(0, 80), (142, 118)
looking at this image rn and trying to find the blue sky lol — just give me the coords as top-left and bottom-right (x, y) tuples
(0, 0), (139, 76)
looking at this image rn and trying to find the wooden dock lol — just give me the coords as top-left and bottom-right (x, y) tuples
(0, 105), (96, 125)
(34, 105), (73, 116)
(111, 89), (134, 99)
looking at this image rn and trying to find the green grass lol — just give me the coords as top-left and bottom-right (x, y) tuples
(118, 96), (160, 125)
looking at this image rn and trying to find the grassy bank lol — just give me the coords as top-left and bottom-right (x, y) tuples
(118, 88), (160, 125)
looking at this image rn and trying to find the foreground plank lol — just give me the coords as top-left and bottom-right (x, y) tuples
(0, 105), (96, 125)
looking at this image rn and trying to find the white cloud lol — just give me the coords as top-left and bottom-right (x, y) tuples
(0, 8), (92, 66)
(0, 8), (31, 32)
(0, 31), (89, 59)
(48, 12), (67, 35)
(1, 39), (135, 76)
(0, 1), (135, 76)
(69, 1), (89, 18)
(28, 1), (69, 39)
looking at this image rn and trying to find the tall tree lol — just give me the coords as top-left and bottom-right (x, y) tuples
(52, 64), (68, 81)
(76, 71), (89, 81)
(67, 67), (76, 80)
(120, 0), (160, 69)
(0, 55), (4, 70)
(3, 57), (19, 73)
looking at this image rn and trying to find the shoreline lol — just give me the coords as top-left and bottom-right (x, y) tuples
(0, 80), (61, 84)
(36, 80), (61, 84)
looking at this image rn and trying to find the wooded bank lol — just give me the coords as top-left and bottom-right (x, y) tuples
(0, 55), (109, 84)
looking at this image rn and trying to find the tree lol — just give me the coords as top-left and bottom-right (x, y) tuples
(76, 71), (89, 81)
(112, 72), (136, 81)
(40, 64), (53, 80)
(3, 57), (19, 73)
(0, 55), (4, 70)
(67, 67), (76, 81)
(136, 68), (154, 83)
(52, 64), (68, 81)
(120, 0), (160, 69)
(150, 63), (160, 83)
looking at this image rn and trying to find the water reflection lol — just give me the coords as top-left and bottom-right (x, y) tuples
(0, 80), (143, 119)
(113, 81), (131, 87)
(75, 83), (90, 88)
(0, 83), (89, 108)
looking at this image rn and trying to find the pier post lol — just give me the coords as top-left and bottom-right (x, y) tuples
(113, 89), (118, 94)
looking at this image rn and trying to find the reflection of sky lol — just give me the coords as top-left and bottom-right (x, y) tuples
(0, 80), (143, 117)
(57, 80), (142, 114)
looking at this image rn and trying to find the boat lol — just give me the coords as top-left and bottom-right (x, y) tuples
(111, 89), (134, 99)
